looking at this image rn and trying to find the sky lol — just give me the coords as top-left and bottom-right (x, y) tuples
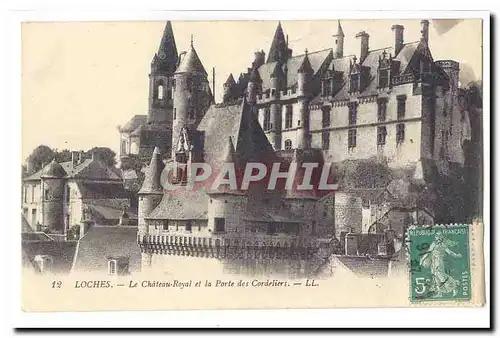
(21, 19), (482, 161)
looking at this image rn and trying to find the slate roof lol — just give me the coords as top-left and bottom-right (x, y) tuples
(72, 225), (141, 273)
(147, 189), (210, 220)
(77, 182), (129, 199)
(258, 48), (333, 91)
(175, 43), (207, 75)
(148, 99), (275, 220)
(334, 255), (390, 277)
(41, 159), (66, 178)
(22, 239), (78, 274)
(84, 199), (137, 220)
(24, 159), (122, 182)
(152, 21), (179, 75)
(119, 115), (147, 133)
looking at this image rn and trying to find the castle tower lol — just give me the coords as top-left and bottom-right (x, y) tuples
(207, 137), (246, 234)
(40, 159), (66, 233)
(222, 73), (236, 103)
(172, 37), (210, 158)
(148, 21), (178, 124)
(269, 62), (285, 150)
(246, 67), (262, 104)
(333, 20), (345, 59)
(296, 50), (313, 149)
(138, 147), (165, 236)
(267, 22), (292, 64)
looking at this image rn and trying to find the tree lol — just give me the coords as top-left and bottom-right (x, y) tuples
(25, 145), (55, 175)
(86, 147), (117, 167)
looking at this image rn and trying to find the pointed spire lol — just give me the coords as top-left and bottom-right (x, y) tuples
(154, 21), (179, 74)
(335, 20), (345, 37)
(267, 21), (289, 63)
(138, 147), (165, 194)
(223, 137), (236, 164)
(224, 73), (236, 86)
(298, 51), (313, 73)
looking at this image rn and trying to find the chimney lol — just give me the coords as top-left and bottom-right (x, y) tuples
(355, 31), (370, 63)
(71, 151), (78, 167)
(420, 20), (430, 44)
(78, 151), (84, 164)
(391, 25), (404, 55)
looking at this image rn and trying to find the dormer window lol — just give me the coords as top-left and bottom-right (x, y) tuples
(270, 88), (276, 96)
(349, 74), (360, 93)
(378, 70), (389, 88)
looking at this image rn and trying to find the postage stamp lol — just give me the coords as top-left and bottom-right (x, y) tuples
(408, 225), (471, 302)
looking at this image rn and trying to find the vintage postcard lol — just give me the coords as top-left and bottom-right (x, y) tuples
(20, 16), (487, 313)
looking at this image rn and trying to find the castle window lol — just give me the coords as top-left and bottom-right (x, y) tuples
(322, 106), (331, 127)
(322, 131), (330, 150)
(31, 208), (37, 226)
(163, 220), (169, 231)
(23, 186), (27, 203)
(377, 126), (387, 146)
(263, 108), (271, 131)
(166, 86), (172, 100)
(157, 85), (164, 100)
(377, 98), (387, 122)
(121, 140), (127, 154)
(285, 105), (293, 129)
(108, 259), (117, 276)
(186, 221), (192, 233)
(271, 89), (276, 96)
(44, 188), (49, 201)
(349, 74), (360, 93)
(396, 123), (405, 144)
(174, 108), (176, 120)
(172, 79), (176, 91)
(348, 129), (357, 149)
(348, 102), (357, 126)
(284, 139), (292, 150)
(378, 69), (389, 88)
(31, 186), (35, 202)
(188, 109), (195, 120)
(267, 223), (277, 235)
(186, 78), (192, 92)
(214, 218), (225, 233)
(397, 95), (406, 119)
(66, 185), (70, 203)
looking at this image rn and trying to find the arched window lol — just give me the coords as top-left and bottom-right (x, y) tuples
(157, 84), (164, 100)
(108, 260), (117, 275)
(284, 139), (292, 150)
(263, 108), (271, 131)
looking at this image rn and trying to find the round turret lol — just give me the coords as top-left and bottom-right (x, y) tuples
(40, 159), (66, 233)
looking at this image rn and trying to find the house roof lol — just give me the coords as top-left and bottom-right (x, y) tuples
(41, 159), (66, 178)
(258, 48), (333, 91)
(72, 225), (141, 273)
(147, 189), (210, 220)
(22, 239), (78, 274)
(77, 182), (129, 199)
(84, 199), (137, 220)
(334, 255), (390, 277)
(119, 115), (147, 133)
(24, 158), (122, 182)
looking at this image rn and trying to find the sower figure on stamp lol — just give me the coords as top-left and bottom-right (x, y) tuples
(419, 232), (463, 298)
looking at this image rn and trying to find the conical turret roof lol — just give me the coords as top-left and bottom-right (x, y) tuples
(298, 50), (313, 73)
(334, 20), (345, 37)
(224, 73), (236, 86)
(138, 147), (165, 194)
(175, 39), (207, 76)
(41, 159), (66, 179)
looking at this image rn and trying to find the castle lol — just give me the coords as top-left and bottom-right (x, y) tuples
(130, 20), (471, 277)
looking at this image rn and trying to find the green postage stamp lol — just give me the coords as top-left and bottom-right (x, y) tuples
(408, 224), (471, 302)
